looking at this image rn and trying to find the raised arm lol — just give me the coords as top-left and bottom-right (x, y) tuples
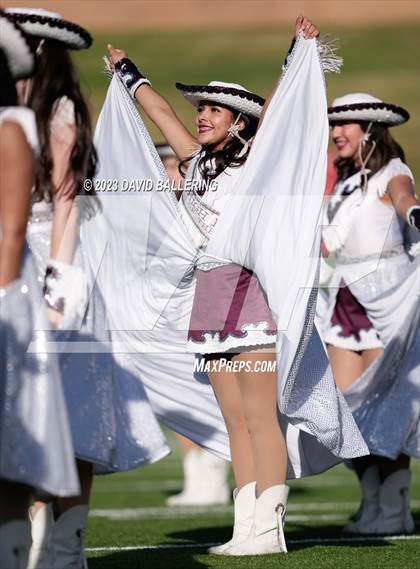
(386, 175), (420, 231)
(107, 45), (198, 161)
(49, 119), (79, 264)
(258, 16), (320, 129)
(0, 121), (34, 287)
(44, 107), (84, 327)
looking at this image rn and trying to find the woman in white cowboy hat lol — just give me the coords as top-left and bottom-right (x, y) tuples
(0, 12), (79, 567)
(5, 7), (170, 569)
(103, 15), (370, 557)
(319, 92), (420, 536)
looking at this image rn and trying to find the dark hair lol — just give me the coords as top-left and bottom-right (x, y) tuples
(0, 48), (18, 106)
(179, 102), (258, 185)
(334, 122), (406, 184)
(27, 38), (97, 203)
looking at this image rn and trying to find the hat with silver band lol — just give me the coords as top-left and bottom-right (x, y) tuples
(176, 81), (265, 119)
(328, 93), (409, 126)
(0, 12), (34, 79)
(4, 8), (92, 50)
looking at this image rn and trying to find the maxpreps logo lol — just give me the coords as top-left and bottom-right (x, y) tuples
(194, 357), (277, 374)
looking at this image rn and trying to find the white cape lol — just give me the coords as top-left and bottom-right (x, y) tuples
(81, 35), (368, 479)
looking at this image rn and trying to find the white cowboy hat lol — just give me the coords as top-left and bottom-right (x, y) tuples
(176, 80), (264, 119)
(4, 8), (92, 50)
(328, 93), (409, 126)
(0, 12), (34, 79)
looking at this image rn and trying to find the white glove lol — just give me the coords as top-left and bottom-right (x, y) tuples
(43, 259), (88, 329)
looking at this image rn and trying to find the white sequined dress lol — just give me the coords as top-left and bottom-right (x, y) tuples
(318, 158), (420, 459)
(0, 106), (79, 496)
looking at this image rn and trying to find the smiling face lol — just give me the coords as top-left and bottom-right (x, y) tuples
(195, 101), (244, 150)
(331, 122), (365, 164)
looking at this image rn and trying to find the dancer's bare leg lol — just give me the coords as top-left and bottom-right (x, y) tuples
(328, 346), (364, 391)
(177, 434), (200, 455)
(208, 367), (256, 489)
(328, 346), (383, 392)
(329, 344), (384, 478)
(233, 350), (287, 495)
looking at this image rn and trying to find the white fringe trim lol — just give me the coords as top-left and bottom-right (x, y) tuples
(103, 55), (113, 79)
(325, 325), (383, 351)
(317, 35), (343, 74)
(187, 322), (276, 354)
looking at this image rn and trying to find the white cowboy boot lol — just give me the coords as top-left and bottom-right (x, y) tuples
(225, 484), (289, 556)
(208, 481), (256, 555)
(198, 451), (230, 505)
(27, 502), (54, 569)
(167, 450), (230, 506)
(343, 466), (380, 534)
(50, 505), (89, 568)
(166, 449), (202, 506)
(0, 520), (31, 569)
(359, 470), (415, 535)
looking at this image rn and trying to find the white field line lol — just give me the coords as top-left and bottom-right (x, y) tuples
(89, 500), (420, 521)
(93, 476), (367, 492)
(86, 534), (420, 553)
(90, 509), (346, 522)
(90, 500), (420, 521)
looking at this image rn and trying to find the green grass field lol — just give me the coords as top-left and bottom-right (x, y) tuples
(86, 430), (419, 568)
(74, 24), (419, 180)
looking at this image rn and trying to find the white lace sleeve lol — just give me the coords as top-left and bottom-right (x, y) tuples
(377, 158), (415, 197)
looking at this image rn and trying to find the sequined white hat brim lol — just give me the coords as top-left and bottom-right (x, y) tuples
(5, 8), (92, 50)
(0, 14), (34, 79)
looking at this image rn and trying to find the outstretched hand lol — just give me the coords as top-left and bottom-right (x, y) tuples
(107, 44), (128, 68)
(295, 15), (320, 39)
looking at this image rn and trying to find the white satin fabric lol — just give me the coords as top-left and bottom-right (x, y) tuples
(81, 35), (368, 479)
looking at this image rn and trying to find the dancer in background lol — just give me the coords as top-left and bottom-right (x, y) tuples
(0, 13), (78, 568)
(5, 7), (169, 567)
(320, 93), (420, 535)
(156, 142), (230, 507)
(97, 15), (368, 557)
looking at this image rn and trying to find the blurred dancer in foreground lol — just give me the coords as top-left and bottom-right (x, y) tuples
(0, 13), (78, 567)
(5, 7), (169, 567)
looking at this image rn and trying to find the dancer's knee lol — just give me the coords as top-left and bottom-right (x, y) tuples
(220, 403), (248, 434)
